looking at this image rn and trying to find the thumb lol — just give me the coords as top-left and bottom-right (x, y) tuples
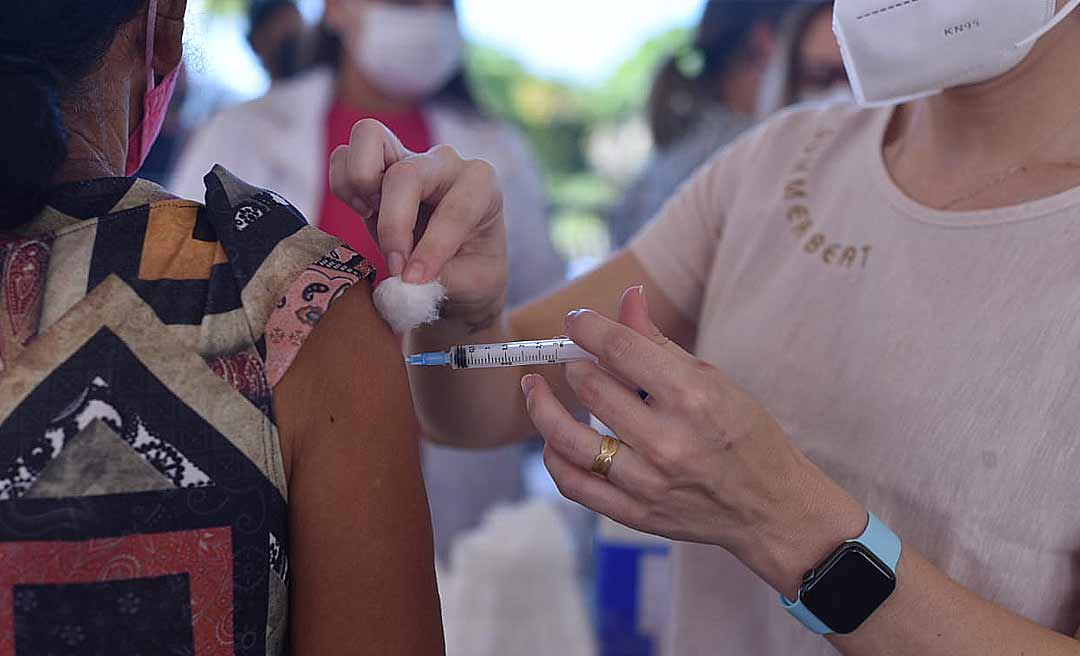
(616, 285), (691, 402)
(617, 285), (667, 344)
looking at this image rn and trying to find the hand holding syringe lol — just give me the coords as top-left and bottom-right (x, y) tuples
(406, 338), (592, 370)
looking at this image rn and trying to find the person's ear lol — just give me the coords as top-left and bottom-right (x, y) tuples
(154, 0), (187, 75)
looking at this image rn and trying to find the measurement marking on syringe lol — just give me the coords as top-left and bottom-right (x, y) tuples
(409, 338), (592, 370)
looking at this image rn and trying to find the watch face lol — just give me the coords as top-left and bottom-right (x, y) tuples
(801, 544), (896, 634)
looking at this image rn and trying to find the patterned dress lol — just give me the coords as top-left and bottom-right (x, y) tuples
(0, 167), (374, 655)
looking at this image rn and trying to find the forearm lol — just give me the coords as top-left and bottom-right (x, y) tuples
(406, 312), (538, 447)
(751, 458), (1080, 656)
(406, 313), (527, 447)
(406, 251), (689, 447)
(830, 549), (1080, 656)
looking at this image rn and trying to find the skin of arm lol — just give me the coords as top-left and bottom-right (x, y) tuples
(828, 546), (1080, 654)
(753, 454), (1080, 655)
(405, 249), (695, 448)
(274, 282), (445, 656)
(745, 456), (1080, 655)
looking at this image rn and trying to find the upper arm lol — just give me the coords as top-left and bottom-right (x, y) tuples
(273, 283), (444, 656)
(509, 249), (696, 352)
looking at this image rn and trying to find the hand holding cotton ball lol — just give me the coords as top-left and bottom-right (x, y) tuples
(373, 276), (448, 334)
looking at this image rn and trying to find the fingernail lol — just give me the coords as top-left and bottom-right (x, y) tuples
(639, 285), (650, 315)
(387, 252), (405, 277)
(521, 374), (538, 395)
(564, 309), (584, 330)
(403, 261), (425, 283)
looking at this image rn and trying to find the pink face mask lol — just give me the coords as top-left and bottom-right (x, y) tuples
(125, 0), (180, 177)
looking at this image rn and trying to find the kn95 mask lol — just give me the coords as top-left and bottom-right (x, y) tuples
(833, 0), (1080, 106)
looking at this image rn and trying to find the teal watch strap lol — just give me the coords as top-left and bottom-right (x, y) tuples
(857, 512), (902, 570)
(782, 591), (834, 635)
(780, 512), (901, 635)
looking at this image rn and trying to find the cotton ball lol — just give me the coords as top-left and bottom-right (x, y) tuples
(373, 276), (447, 334)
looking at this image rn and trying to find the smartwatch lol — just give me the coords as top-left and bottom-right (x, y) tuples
(780, 512), (901, 635)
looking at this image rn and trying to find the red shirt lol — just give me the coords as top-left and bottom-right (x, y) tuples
(317, 102), (433, 282)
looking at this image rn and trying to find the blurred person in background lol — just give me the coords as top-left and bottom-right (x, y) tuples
(248, 0), (311, 83)
(612, 0), (846, 250)
(142, 0), (310, 185)
(0, 0), (451, 652)
(609, 0), (793, 249)
(171, 0), (562, 564)
(756, 0), (847, 115)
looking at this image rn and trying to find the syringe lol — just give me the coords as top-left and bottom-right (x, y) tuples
(406, 338), (593, 370)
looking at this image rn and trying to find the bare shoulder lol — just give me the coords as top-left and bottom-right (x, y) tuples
(273, 281), (444, 655)
(273, 280), (416, 467)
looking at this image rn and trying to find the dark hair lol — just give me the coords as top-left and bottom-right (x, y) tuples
(249, 0), (299, 39)
(648, 0), (793, 147)
(0, 0), (147, 229)
(784, 2), (834, 104)
(312, 0), (484, 117)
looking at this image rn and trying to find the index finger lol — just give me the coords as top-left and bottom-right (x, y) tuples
(564, 309), (695, 401)
(377, 147), (467, 281)
(328, 119), (410, 205)
(404, 157), (502, 284)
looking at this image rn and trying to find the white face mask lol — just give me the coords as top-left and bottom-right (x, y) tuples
(833, 0), (1080, 106)
(350, 2), (464, 100)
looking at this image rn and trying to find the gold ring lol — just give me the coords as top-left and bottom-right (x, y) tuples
(591, 437), (620, 477)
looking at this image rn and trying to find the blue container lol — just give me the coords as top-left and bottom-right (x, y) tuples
(593, 517), (672, 656)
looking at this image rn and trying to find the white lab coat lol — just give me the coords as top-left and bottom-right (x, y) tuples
(171, 68), (563, 560)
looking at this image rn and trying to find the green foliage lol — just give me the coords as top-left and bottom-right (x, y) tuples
(585, 27), (691, 121)
(550, 209), (612, 263)
(467, 25), (690, 128)
(547, 174), (618, 213)
(467, 45), (591, 179)
(465, 26), (690, 262)
(205, 0), (247, 14)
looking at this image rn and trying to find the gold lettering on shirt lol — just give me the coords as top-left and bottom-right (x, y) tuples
(779, 129), (872, 270)
(840, 247), (858, 267)
(804, 233), (826, 254)
(822, 243), (840, 265)
(785, 179), (808, 200)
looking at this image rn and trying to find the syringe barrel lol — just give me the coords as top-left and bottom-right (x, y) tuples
(447, 339), (591, 370)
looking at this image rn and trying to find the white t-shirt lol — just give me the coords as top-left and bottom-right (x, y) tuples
(630, 103), (1080, 655)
